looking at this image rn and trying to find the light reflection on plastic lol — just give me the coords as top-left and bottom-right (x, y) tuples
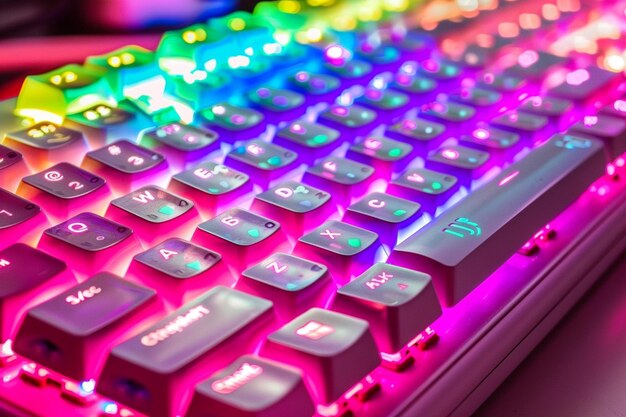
(498, 170), (519, 187)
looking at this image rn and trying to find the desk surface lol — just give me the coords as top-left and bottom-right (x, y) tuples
(474, 255), (626, 417)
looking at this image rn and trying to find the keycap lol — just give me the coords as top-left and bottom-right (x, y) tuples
(0, 244), (71, 340)
(599, 97), (626, 120)
(225, 140), (299, 187)
(18, 163), (109, 220)
(97, 287), (273, 417)
(263, 308), (380, 404)
(83, 140), (168, 192)
(355, 83), (411, 120)
(128, 238), (230, 306)
(107, 185), (198, 245)
(251, 180), (334, 237)
(549, 66), (620, 103)
(199, 102), (266, 143)
(505, 50), (566, 80)
(390, 72), (438, 106)
(447, 87), (503, 112)
(477, 72), (527, 93)
(248, 86), (306, 123)
(332, 263), (441, 354)
(193, 208), (288, 270)
(185, 355), (315, 417)
(344, 192), (422, 245)
(317, 103), (379, 137)
(3, 121), (87, 169)
(419, 101), (476, 127)
(518, 95), (575, 130)
(238, 253), (331, 318)
(389, 135), (606, 306)
(346, 135), (414, 175)
(568, 114), (626, 160)
(324, 59), (374, 87)
(288, 71), (341, 104)
(387, 168), (460, 214)
(355, 43), (402, 72)
(39, 212), (139, 276)
(302, 157), (375, 205)
(418, 59), (462, 87)
(386, 118), (447, 155)
(459, 125), (521, 155)
(426, 145), (491, 186)
(0, 189), (46, 250)
(169, 162), (252, 217)
(295, 220), (380, 281)
(273, 120), (342, 164)
(0, 145), (28, 192)
(13, 272), (157, 381)
(491, 110), (550, 142)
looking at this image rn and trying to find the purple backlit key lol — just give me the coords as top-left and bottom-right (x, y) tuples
(491, 110), (550, 142)
(504, 50), (566, 81)
(108, 185), (198, 245)
(302, 156), (375, 205)
(288, 71), (341, 104)
(324, 59), (374, 87)
(568, 114), (626, 160)
(418, 59), (461, 87)
(426, 145), (491, 186)
(97, 287), (273, 417)
(200, 102), (266, 143)
(355, 81), (411, 120)
(332, 263), (441, 354)
(459, 125), (521, 163)
(13, 272), (157, 381)
(477, 72), (527, 94)
(248, 86), (306, 123)
(273, 120), (342, 164)
(251, 180), (334, 236)
(549, 66), (620, 103)
(387, 168), (460, 214)
(0, 244), (70, 340)
(0, 189), (44, 250)
(263, 308), (380, 404)
(519, 95), (575, 130)
(295, 220), (380, 281)
(0, 145), (28, 192)
(318, 103), (379, 138)
(185, 355), (314, 417)
(390, 69), (438, 106)
(386, 117), (447, 155)
(419, 100), (476, 125)
(346, 135), (414, 175)
(447, 87), (502, 115)
(193, 208), (288, 270)
(169, 161), (252, 217)
(225, 140), (299, 187)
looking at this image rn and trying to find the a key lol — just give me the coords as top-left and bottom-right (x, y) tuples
(418, 59), (462, 87)
(248, 86), (306, 123)
(389, 135), (606, 306)
(568, 114), (626, 160)
(390, 64), (438, 106)
(0, 244), (72, 340)
(447, 87), (503, 117)
(18, 163), (109, 221)
(355, 43), (402, 72)
(355, 78), (411, 120)
(97, 287), (273, 417)
(107, 186), (198, 245)
(0, 189), (46, 250)
(39, 212), (140, 277)
(477, 72), (527, 94)
(199, 102), (266, 143)
(128, 238), (229, 306)
(185, 355), (315, 417)
(169, 161), (252, 217)
(332, 263), (441, 354)
(225, 140), (299, 187)
(317, 103), (379, 138)
(262, 308), (380, 404)
(324, 59), (374, 88)
(387, 168), (460, 214)
(274, 120), (342, 164)
(504, 50), (566, 80)
(599, 97), (626, 120)
(0, 145), (29, 192)
(82, 140), (168, 193)
(251, 180), (334, 237)
(193, 208), (288, 271)
(549, 66), (621, 104)
(302, 156), (375, 205)
(346, 135), (414, 175)
(288, 71), (341, 105)
(458, 125), (521, 163)
(3, 121), (87, 169)
(238, 253), (332, 319)
(386, 118), (447, 156)
(491, 110), (550, 142)
(419, 101), (476, 134)
(518, 95), (575, 130)
(344, 192), (422, 246)
(13, 272), (157, 381)
(294, 220), (381, 281)
(426, 145), (491, 186)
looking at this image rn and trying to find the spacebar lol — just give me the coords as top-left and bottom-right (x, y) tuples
(389, 134), (606, 306)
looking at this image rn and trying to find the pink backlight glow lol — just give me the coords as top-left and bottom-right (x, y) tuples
(211, 362), (263, 394)
(614, 100), (626, 113)
(518, 50), (539, 68)
(498, 170), (520, 187)
(441, 149), (460, 160)
(473, 128), (490, 140)
(584, 115), (598, 127)
(566, 69), (590, 86)
(296, 321), (335, 340)
(364, 138), (383, 150)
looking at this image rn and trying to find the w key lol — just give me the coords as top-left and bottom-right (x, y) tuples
(390, 135), (606, 306)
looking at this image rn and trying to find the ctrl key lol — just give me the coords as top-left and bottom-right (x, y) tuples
(185, 355), (315, 417)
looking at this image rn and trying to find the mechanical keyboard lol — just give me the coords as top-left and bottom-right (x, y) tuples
(1, 0), (626, 416)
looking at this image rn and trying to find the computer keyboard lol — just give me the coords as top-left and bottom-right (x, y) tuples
(1, 0), (626, 416)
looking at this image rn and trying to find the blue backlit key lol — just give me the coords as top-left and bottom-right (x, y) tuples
(386, 117), (447, 155)
(318, 103), (379, 137)
(108, 185), (198, 245)
(295, 220), (380, 281)
(200, 102), (266, 143)
(332, 263), (441, 354)
(346, 135), (414, 175)
(303, 156), (375, 205)
(263, 308), (380, 404)
(288, 71), (341, 104)
(274, 120), (342, 164)
(248, 86), (306, 122)
(13, 272), (157, 381)
(251, 180), (334, 236)
(169, 161), (252, 217)
(0, 189), (44, 250)
(225, 140), (299, 187)
(387, 168), (460, 213)
(97, 287), (273, 417)
(426, 145), (491, 186)
(193, 208), (287, 270)
(186, 355), (315, 417)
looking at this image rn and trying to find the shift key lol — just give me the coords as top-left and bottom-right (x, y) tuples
(389, 134), (605, 306)
(97, 286), (273, 417)
(13, 272), (157, 382)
